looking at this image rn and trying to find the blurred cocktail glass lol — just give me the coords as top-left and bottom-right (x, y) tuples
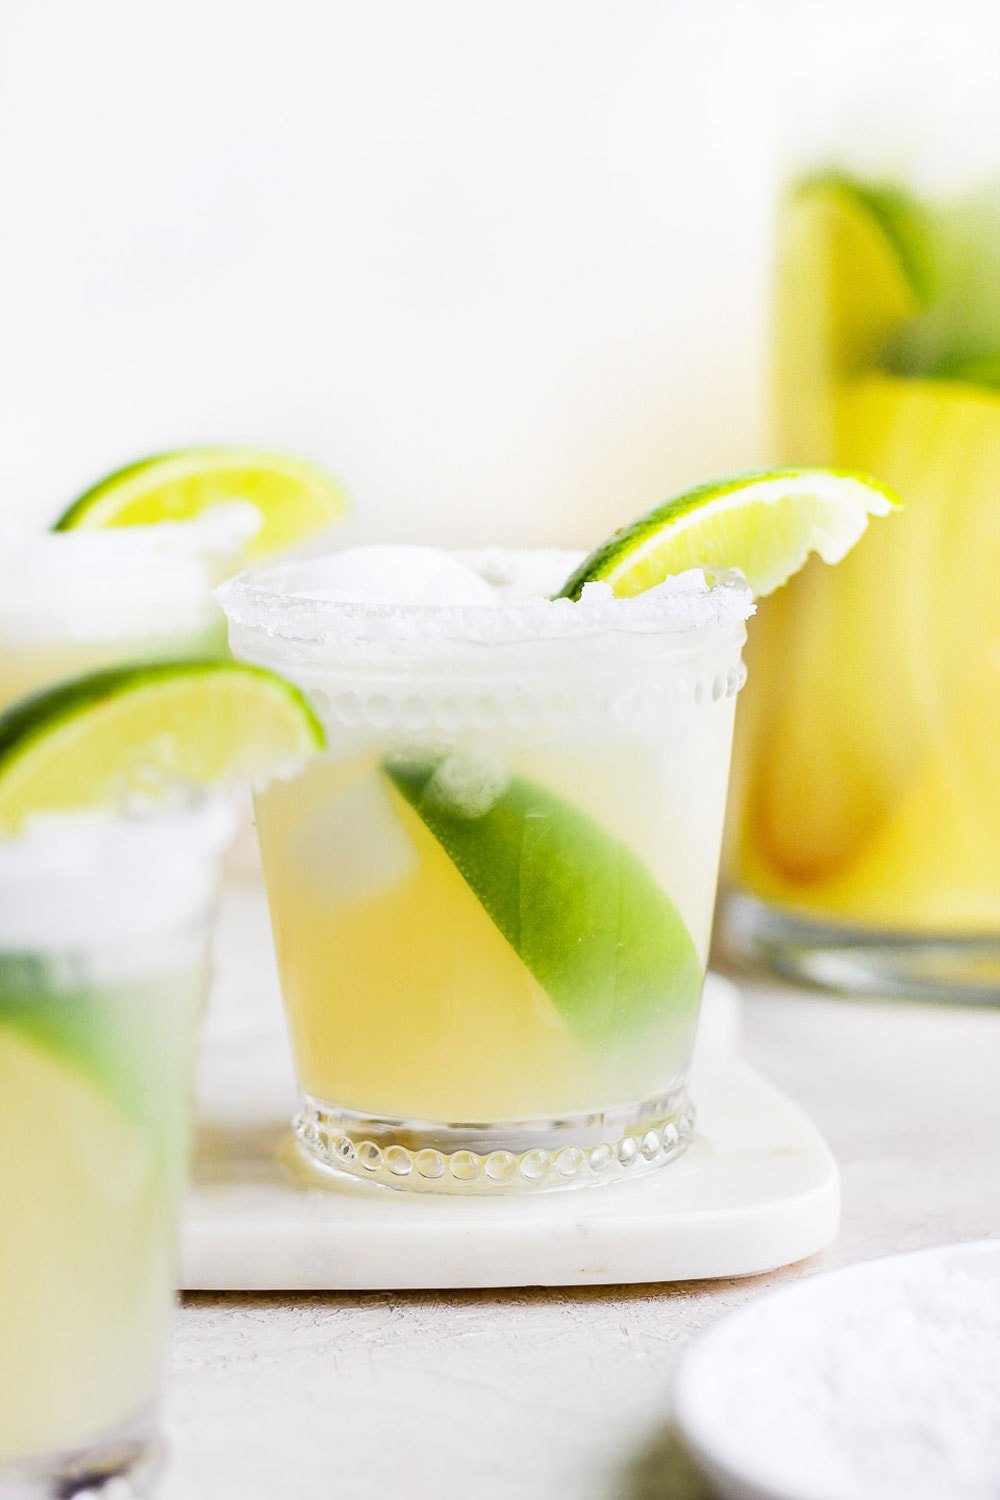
(727, 164), (1000, 999)
(0, 802), (231, 1496)
(221, 549), (750, 1191)
(0, 505), (257, 711)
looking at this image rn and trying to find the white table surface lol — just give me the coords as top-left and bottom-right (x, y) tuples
(162, 973), (999, 1500)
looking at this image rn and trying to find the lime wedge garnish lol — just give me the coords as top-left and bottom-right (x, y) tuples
(557, 468), (899, 602)
(385, 758), (701, 1044)
(53, 447), (348, 560)
(0, 661), (324, 832)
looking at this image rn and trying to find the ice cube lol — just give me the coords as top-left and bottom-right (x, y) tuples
(292, 775), (418, 906)
(426, 748), (511, 818)
(290, 545), (498, 607)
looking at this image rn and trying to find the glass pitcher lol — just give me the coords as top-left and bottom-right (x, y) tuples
(725, 13), (1000, 1001)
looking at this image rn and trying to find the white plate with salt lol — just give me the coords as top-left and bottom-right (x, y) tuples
(673, 1239), (1000, 1500)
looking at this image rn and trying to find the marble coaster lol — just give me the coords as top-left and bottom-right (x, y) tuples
(180, 883), (839, 1291)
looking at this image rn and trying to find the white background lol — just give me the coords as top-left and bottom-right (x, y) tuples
(0, 0), (996, 547)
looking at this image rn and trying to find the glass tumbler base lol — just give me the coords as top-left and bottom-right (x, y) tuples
(295, 1089), (695, 1193)
(724, 893), (1000, 1006)
(0, 1417), (161, 1499)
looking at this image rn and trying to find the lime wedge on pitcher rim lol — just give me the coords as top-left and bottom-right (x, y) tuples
(557, 468), (900, 602)
(53, 447), (348, 560)
(0, 661), (324, 833)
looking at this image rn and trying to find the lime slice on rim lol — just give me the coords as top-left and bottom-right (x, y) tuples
(557, 468), (899, 602)
(0, 661), (324, 832)
(53, 448), (348, 560)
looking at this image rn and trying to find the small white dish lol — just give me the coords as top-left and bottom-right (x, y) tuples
(673, 1239), (1000, 1500)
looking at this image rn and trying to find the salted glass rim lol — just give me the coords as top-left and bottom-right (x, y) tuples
(217, 547), (754, 654)
(0, 504), (259, 644)
(0, 797), (235, 954)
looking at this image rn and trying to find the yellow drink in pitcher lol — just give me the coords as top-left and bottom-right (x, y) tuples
(729, 173), (1000, 994)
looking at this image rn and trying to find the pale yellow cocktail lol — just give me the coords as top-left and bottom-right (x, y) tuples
(223, 548), (750, 1191)
(0, 805), (228, 1495)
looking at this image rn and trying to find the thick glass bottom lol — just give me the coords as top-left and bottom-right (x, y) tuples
(724, 893), (1000, 1005)
(0, 1409), (161, 1499)
(295, 1087), (695, 1193)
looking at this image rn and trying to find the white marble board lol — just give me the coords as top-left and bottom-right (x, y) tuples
(181, 883), (840, 1291)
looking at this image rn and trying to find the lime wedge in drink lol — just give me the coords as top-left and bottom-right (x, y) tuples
(777, 175), (1000, 462)
(786, 176), (930, 365)
(0, 661), (324, 832)
(53, 447), (348, 559)
(888, 183), (1000, 388)
(557, 468), (899, 602)
(0, 953), (199, 1133)
(386, 758), (701, 1043)
(774, 175), (927, 460)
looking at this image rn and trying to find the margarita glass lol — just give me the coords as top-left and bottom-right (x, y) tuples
(728, 166), (1000, 1000)
(220, 549), (750, 1192)
(0, 505), (258, 711)
(0, 801), (231, 1496)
